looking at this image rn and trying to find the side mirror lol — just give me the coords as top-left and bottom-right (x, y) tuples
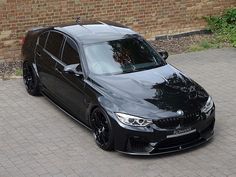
(63, 64), (83, 77)
(159, 50), (169, 60)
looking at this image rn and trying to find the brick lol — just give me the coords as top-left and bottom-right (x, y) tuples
(0, 30), (12, 40)
(0, 0), (236, 61)
(0, 0), (6, 5)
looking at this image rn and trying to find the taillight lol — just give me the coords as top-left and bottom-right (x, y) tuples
(20, 37), (25, 45)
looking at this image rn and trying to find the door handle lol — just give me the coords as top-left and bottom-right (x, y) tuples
(36, 52), (41, 57)
(55, 67), (63, 74)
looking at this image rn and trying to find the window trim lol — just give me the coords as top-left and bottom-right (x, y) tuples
(37, 31), (50, 49)
(44, 29), (87, 78)
(44, 30), (65, 60)
(60, 35), (81, 66)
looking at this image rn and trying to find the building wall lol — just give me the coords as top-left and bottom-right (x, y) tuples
(0, 0), (235, 61)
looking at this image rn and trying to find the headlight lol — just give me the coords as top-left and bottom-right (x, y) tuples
(115, 113), (152, 127)
(201, 96), (214, 113)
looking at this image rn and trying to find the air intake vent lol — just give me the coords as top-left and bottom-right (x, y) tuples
(153, 111), (205, 129)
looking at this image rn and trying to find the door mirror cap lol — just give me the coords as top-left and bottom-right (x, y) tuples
(159, 50), (169, 60)
(63, 64), (83, 77)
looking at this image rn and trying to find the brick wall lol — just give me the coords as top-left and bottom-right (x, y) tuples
(0, 0), (235, 62)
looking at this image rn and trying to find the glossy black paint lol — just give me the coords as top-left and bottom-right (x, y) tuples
(91, 64), (209, 117)
(22, 21), (215, 155)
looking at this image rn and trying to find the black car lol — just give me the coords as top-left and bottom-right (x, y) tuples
(22, 20), (215, 155)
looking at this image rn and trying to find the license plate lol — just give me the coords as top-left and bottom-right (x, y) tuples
(167, 128), (196, 138)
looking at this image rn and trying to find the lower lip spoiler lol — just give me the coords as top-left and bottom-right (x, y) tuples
(167, 129), (196, 138)
(116, 131), (214, 156)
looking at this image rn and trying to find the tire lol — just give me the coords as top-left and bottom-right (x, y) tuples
(90, 107), (114, 151)
(23, 61), (41, 96)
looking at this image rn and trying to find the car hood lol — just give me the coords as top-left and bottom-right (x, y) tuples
(89, 64), (209, 119)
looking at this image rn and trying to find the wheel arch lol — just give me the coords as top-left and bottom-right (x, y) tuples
(87, 104), (100, 127)
(23, 60), (39, 78)
(87, 103), (113, 128)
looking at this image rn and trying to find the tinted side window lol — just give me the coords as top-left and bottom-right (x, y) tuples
(62, 38), (80, 65)
(38, 32), (49, 47)
(45, 32), (64, 59)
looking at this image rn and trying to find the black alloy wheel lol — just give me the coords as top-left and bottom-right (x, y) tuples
(90, 108), (114, 151)
(23, 62), (41, 96)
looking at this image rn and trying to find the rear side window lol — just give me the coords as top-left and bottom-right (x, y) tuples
(62, 38), (80, 65)
(45, 32), (64, 59)
(38, 32), (49, 47)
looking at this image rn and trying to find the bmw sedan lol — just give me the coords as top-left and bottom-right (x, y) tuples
(22, 20), (215, 155)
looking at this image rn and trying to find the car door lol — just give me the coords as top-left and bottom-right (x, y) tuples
(34, 31), (49, 83)
(36, 31), (65, 96)
(54, 36), (88, 124)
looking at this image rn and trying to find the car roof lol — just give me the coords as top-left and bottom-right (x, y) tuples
(55, 20), (137, 44)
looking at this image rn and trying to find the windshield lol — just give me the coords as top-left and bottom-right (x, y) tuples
(84, 37), (166, 75)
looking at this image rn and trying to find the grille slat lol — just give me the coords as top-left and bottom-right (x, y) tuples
(153, 111), (203, 129)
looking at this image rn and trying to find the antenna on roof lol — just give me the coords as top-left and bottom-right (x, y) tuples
(76, 17), (81, 23)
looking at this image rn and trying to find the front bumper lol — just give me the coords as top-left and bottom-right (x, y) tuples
(111, 110), (215, 155)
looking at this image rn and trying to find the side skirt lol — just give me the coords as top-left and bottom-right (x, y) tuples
(41, 91), (92, 131)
